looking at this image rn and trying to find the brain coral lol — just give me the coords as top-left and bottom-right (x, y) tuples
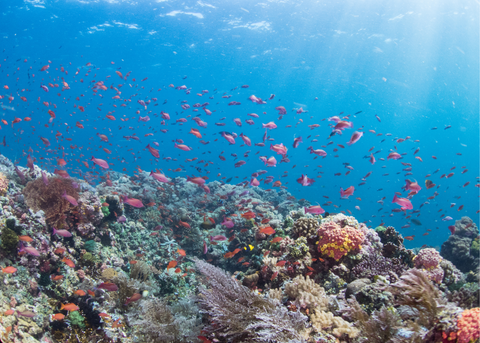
(317, 221), (365, 261)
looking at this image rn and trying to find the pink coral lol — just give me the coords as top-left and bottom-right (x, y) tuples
(317, 221), (364, 260)
(414, 248), (442, 270)
(456, 308), (480, 343)
(414, 248), (444, 283)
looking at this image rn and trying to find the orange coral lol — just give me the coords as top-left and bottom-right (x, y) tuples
(456, 308), (480, 343)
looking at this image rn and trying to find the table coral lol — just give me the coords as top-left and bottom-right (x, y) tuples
(317, 221), (364, 261)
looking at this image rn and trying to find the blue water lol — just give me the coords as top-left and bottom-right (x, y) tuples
(0, 0), (478, 249)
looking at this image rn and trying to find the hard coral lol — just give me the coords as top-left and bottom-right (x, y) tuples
(293, 217), (319, 238)
(0, 172), (8, 195)
(317, 221), (364, 261)
(414, 248), (444, 283)
(23, 176), (78, 227)
(456, 308), (480, 343)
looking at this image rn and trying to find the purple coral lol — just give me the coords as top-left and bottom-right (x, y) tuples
(414, 248), (444, 283)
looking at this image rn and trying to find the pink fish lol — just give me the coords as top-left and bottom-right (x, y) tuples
(27, 154), (34, 171)
(161, 112), (170, 120)
(41, 171), (49, 186)
(221, 218), (234, 228)
(392, 194), (413, 210)
(174, 143), (192, 151)
(247, 112), (259, 118)
(122, 196), (144, 208)
(265, 156), (277, 167)
(17, 310), (36, 318)
(220, 132), (236, 145)
(233, 118), (242, 127)
(91, 157), (109, 169)
(138, 115), (150, 122)
(53, 227), (73, 237)
(19, 245), (40, 257)
(346, 131), (363, 145)
(187, 176), (206, 186)
(146, 144), (160, 158)
(340, 186), (355, 199)
(297, 174), (315, 186)
(150, 171), (170, 183)
(369, 153), (376, 165)
(97, 282), (119, 292)
(270, 143), (288, 156)
(210, 235), (227, 241)
(250, 177), (260, 187)
(387, 152), (402, 160)
(293, 136), (303, 148)
(403, 179), (422, 194)
(309, 147), (327, 157)
(234, 160), (246, 168)
(239, 133), (251, 146)
(328, 116), (341, 123)
(305, 205), (325, 215)
(262, 122), (277, 129)
(334, 121), (353, 130)
(62, 191), (78, 206)
(275, 106), (287, 115)
(125, 293), (142, 305)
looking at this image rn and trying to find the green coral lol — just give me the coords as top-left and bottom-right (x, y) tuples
(80, 252), (95, 266)
(1, 227), (19, 254)
(290, 236), (309, 258)
(470, 237), (479, 256)
(68, 310), (86, 329)
(84, 240), (97, 253)
(101, 205), (110, 217)
(284, 216), (295, 229)
(375, 226), (386, 233)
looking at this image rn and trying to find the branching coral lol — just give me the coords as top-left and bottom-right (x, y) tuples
(284, 275), (329, 311)
(194, 258), (309, 342)
(23, 176), (78, 227)
(293, 217), (319, 238)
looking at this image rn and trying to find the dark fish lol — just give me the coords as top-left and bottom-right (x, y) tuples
(411, 219), (422, 226)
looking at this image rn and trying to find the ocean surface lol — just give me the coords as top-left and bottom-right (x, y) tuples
(1, 0), (478, 251)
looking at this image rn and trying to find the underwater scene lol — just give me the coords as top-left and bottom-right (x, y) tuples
(0, 0), (479, 342)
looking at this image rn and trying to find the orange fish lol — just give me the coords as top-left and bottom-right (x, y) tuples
(60, 303), (79, 311)
(1, 266), (17, 274)
(18, 235), (33, 242)
(51, 313), (65, 321)
(74, 290), (86, 296)
(112, 318), (123, 328)
(404, 235), (415, 241)
(4, 309), (14, 315)
(62, 257), (75, 268)
(241, 211), (256, 219)
(51, 275), (64, 281)
(270, 237), (283, 243)
(237, 257), (245, 263)
(175, 268), (181, 273)
(88, 290), (95, 297)
(98, 312), (110, 318)
(167, 260), (177, 270)
(276, 261), (287, 267)
(177, 249), (186, 256)
(260, 227), (276, 235)
(54, 247), (66, 255)
(261, 218), (270, 224)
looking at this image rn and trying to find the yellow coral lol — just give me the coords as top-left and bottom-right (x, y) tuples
(0, 172), (8, 196)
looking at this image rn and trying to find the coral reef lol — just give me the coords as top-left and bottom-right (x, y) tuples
(441, 216), (480, 274)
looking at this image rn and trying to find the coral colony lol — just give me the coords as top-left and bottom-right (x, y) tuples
(0, 152), (476, 343)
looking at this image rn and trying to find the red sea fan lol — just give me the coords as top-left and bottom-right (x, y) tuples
(23, 176), (79, 228)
